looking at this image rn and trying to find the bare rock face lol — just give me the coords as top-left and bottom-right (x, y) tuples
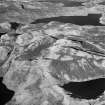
(0, 0), (105, 105)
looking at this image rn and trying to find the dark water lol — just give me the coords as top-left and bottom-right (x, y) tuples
(61, 78), (105, 99)
(0, 77), (14, 105)
(32, 14), (104, 26)
(10, 22), (20, 30)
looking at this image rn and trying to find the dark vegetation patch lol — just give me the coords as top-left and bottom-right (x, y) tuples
(38, 0), (83, 7)
(99, 1), (105, 5)
(16, 39), (52, 61)
(0, 33), (6, 37)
